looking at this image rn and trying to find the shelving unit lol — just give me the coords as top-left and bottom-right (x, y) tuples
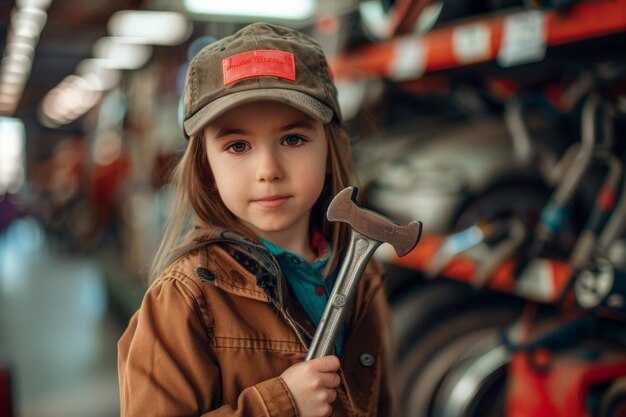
(331, 0), (626, 81)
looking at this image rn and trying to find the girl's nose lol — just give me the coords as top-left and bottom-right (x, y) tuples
(256, 150), (284, 182)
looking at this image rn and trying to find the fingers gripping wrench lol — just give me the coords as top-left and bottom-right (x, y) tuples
(305, 187), (423, 360)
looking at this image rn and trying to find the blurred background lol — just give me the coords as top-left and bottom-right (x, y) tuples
(1, 0), (626, 416)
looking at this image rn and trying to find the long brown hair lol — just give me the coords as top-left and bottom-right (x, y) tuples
(149, 121), (357, 282)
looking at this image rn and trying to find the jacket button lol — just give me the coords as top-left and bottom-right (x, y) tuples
(359, 353), (375, 367)
(195, 267), (215, 282)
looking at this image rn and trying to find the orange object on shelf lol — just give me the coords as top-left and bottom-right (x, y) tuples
(388, 234), (572, 304)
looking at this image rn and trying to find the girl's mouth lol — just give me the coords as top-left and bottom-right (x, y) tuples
(253, 196), (290, 209)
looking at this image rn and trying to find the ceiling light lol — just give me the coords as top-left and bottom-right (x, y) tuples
(108, 11), (192, 45)
(6, 31), (37, 47)
(0, 117), (25, 157)
(76, 59), (121, 91)
(17, 0), (52, 10)
(0, 116), (26, 195)
(184, 0), (316, 20)
(0, 83), (24, 95)
(4, 41), (35, 59)
(11, 7), (47, 38)
(12, 6), (47, 26)
(1, 55), (33, 73)
(93, 37), (152, 70)
(40, 75), (102, 126)
(1, 72), (26, 85)
(40, 89), (64, 120)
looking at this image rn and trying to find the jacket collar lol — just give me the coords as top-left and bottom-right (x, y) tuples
(173, 227), (280, 296)
(170, 227), (318, 343)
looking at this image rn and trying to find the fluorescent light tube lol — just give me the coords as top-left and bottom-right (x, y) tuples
(184, 0), (315, 20)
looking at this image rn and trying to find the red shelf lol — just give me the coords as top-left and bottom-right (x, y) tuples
(385, 234), (573, 304)
(330, 0), (626, 80)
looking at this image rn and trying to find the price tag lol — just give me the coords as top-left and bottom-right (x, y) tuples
(498, 10), (547, 67)
(515, 259), (554, 302)
(453, 23), (491, 64)
(388, 35), (426, 81)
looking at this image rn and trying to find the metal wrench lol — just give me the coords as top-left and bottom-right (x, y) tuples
(306, 187), (422, 360)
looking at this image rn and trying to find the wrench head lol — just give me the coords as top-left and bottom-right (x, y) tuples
(327, 187), (422, 257)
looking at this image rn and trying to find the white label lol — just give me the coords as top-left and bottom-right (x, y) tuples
(498, 10), (547, 68)
(515, 259), (554, 302)
(453, 23), (491, 64)
(389, 36), (426, 81)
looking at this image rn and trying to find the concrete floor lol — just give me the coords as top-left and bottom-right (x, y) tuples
(0, 218), (124, 417)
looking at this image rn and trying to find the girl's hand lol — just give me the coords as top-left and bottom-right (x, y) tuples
(280, 355), (341, 417)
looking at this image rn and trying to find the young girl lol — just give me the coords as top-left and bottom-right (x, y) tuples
(118, 22), (399, 417)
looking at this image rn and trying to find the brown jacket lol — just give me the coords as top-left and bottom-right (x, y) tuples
(118, 228), (400, 416)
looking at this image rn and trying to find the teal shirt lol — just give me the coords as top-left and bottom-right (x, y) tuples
(259, 237), (345, 356)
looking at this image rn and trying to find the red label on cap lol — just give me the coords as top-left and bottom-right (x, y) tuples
(223, 50), (296, 86)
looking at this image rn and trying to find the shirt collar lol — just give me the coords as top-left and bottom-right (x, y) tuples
(259, 228), (331, 271)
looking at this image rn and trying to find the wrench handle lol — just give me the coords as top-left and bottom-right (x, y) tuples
(306, 230), (381, 360)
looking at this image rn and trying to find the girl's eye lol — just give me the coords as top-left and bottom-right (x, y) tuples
(282, 135), (305, 147)
(226, 142), (249, 153)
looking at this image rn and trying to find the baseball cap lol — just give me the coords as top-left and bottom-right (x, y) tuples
(182, 22), (342, 138)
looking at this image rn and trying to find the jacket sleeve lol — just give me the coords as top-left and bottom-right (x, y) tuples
(118, 276), (298, 417)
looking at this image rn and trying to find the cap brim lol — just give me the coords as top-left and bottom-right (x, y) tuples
(184, 89), (334, 137)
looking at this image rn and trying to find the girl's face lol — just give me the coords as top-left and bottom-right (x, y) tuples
(204, 101), (328, 244)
